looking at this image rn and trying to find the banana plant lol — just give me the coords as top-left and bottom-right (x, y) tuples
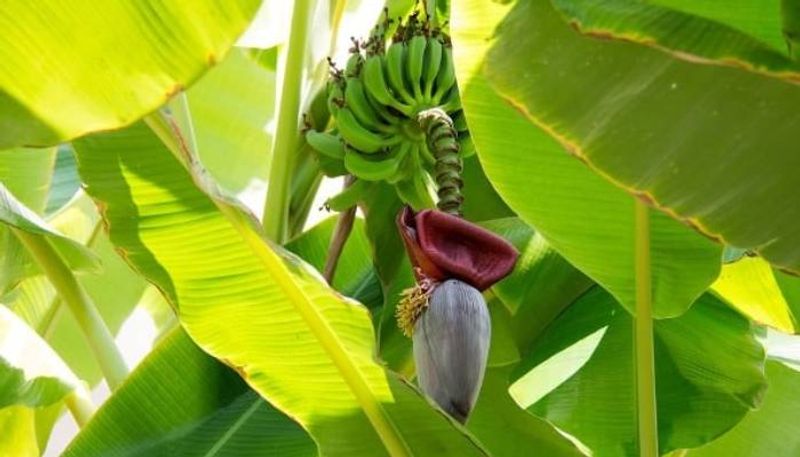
(1, 1), (799, 456)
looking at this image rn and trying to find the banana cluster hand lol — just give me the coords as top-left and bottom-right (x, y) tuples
(307, 12), (473, 209)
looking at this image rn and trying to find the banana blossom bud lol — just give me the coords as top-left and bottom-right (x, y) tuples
(396, 206), (518, 422)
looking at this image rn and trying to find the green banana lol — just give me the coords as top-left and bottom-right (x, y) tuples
(344, 52), (363, 78)
(432, 47), (456, 105)
(364, 86), (404, 126)
(388, 143), (416, 184)
(345, 142), (409, 181)
(336, 107), (390, 153)
(317, 154), (348, 177)
(362, 55), (413, 116)
(395, 167), (435, 211)
(385, 42), (416, 105)
(422, 38), (443, 102)
(325, 178), (368, 211)
(344, 77), (393, 133)
(326, 80), (344, 116)
(406, 35), (428, 101)
(306, 130), (345, 159)
(440, 85), (461, 113)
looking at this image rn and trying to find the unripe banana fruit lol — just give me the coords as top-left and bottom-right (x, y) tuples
(305, 11), (470, 195)
(413, 279), (490, 423)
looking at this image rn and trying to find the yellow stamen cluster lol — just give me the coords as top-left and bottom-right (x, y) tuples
(396, 282), (433, 337)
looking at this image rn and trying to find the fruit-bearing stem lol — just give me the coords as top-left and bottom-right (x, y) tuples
(634, 199), (658, 457)
(417, 108), (463, 216)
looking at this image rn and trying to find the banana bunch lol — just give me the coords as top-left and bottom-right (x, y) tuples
(306, 13), (473, 209)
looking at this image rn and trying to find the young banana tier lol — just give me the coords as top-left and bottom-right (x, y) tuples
(306, 14), (474, 209)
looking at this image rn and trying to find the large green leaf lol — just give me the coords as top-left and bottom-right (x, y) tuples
(450, 0), (721, 317)
(521, 288), (766, 456)
(0, 1), (260, 148)
(73, 121), (488, 456)
(481, 0), (800, 273)
(64, 328), (315, 457)
(480, 218), (594, 351)
(549, 0), (796, 74)
(468, 366), (586, 457)
(691, 361), (800, 456)
(646, 0), (786, 52)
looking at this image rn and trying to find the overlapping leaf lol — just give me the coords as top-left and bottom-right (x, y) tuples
(0, 0), (260, 148)
(64, 329), (315, 457)
(482, 0), (800, 273)
(450, 0), (721, 317)
(712, 256), (798, 333)
(691, 361), (800, 456)
(73, 121), (488, 456)
(521, 288), (766, 456)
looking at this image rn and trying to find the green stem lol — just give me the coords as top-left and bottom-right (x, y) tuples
(40, 218), (104, 338)
(263, 0), (314, 243)
(12, 229), (128, 390)
(634, 199), (658, 457)
(323, 176), (356, 283)
(418, 108), (463, 216)
(64, 388), (96, 427)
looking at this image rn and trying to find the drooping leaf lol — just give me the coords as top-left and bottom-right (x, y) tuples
(0, 183), (99, 276)
(550, 0), (796, 72)
(450, 0), (721, 317)
(690, 361), (800, 456)
(482, 0), (800, 273)
(5, 192), (147, 385)
(0, 0), (261, 148)
(523, 288), (767, 456)
(64, 328), (316, 457)
(73, 121), (489, 456)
